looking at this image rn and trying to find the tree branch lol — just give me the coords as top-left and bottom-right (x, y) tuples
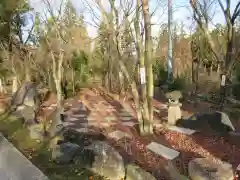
(190, 0), (222, 63)
(232, 1), (240, 23)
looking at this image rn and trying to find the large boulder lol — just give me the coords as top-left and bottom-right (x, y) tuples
(52, 142), (81, 164)
(126, 164), (156, 180)
(176, 111), (235, 135)
(73, 148), (95, 169)
(74, 141), (125, 180)
(188, 158), (234, 180)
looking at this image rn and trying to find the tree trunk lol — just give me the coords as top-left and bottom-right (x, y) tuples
(51, 51), (64, 126)
(119, 71), (124, 96)
(219, 25), (235, 109)
(142, 0), (154, 134)
(135, 0), (150, 134)
(25, 66), (31, 82)
(72, 69), (75, 96)
(55, 79), (62, 107)
(108, 56), (112, 92)
(0, 78), (3, 94)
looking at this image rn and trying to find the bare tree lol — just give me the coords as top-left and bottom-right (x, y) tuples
(190, 0), (240, 76)
(90, 0), (156, 134)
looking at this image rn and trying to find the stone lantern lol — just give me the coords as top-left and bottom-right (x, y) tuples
(165, 90), (183, 125)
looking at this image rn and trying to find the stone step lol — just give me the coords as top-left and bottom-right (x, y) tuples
(121, 121), (137, 127)
(146, 142), (180, 160)
(168, 126), (196, 135)
(71, 114), (86, 118)
(0, 133), (48, 180)
(108, 130), (131, 141)
(154, 124), (196, 135)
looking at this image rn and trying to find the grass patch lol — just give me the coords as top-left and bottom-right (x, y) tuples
(0, 115), (106, 180)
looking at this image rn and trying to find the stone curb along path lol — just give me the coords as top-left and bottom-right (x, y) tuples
(0, 133), (48, 180)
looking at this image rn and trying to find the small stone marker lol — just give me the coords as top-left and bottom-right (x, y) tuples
(62, 122), (75, 127)
(106, 106), (115, 111)
(168, 126), (196, 135)
(108, 130), (129, 141)
(69, 117), (79, 121)
(46, 106), (53, 110)
(121, 122), (136, 127)
(119, 110), (131, 117)
(71, 107), (80, 111)
(120, 117), (132, 121)
(146, 142), (180, 160)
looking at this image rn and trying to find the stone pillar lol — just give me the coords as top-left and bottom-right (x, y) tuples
(167, 99), (182, 126)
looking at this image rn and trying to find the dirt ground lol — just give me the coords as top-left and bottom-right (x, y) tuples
(3, 88), (240, 179)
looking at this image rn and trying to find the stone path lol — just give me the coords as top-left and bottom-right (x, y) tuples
(42, 90), (197, 162)
(0, 133), (48, 180)
(50, 91), (184, 161)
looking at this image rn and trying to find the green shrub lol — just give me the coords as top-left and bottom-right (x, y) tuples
(153, 61), (168, 83)
(168, 76), (186, 91)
